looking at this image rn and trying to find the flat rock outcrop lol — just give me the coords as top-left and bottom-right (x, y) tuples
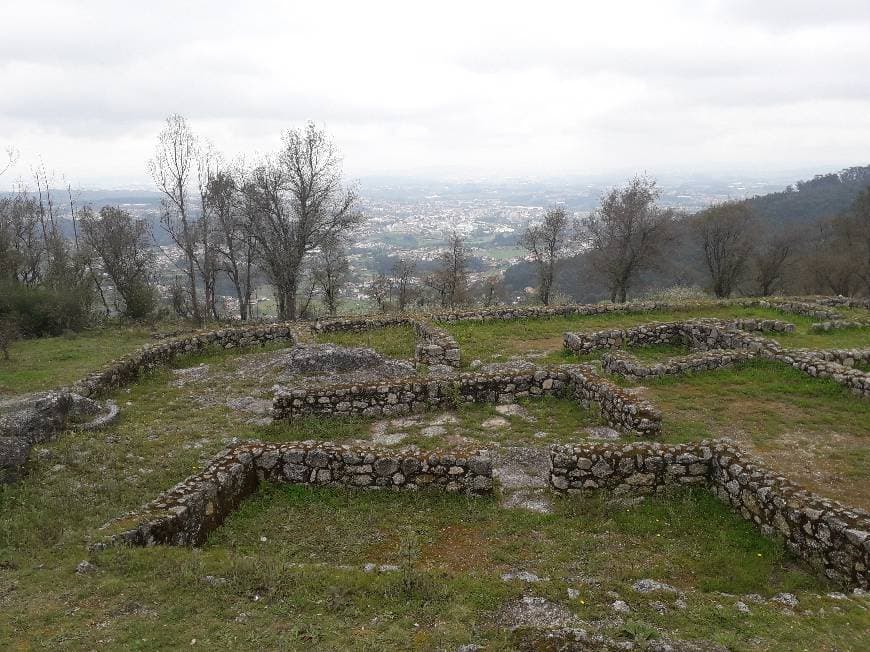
(0, 391), (118, 483)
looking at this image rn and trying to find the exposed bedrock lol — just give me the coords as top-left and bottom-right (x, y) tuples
(0, 391), (118, 483)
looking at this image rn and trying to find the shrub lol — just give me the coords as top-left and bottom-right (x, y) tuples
(0, 282), (92, 337)
(121, 279), (159, 320)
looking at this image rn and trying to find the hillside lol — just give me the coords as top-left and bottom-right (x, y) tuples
(747, 165), (870, 224)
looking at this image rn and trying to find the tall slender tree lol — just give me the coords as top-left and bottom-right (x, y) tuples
(520, 206), (569, 305)
(149, 114), (202, 322)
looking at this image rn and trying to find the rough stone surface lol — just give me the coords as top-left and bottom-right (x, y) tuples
(1, 391), (118, 483)
(276, 343), (415, 381)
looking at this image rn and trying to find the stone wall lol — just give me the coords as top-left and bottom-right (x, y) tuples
(312, 315), (461, 368)
(549, 439), (870, 589)
(273, 365), (661, 437)
(808, 349), (870, 367)
(70, 324), (296, 398)
(272, 369), (570, 420)
(313, 315), (414, 333)
(751, 299), (842, 321)
(810, 296), (870, 309)
(602, 349), (756, 380)
(563, 366), (662, 437)
(98, 441), (492, 547)
(811, 320), (870, 332)
(565, 319), (870, 397)
(413, 320), (461, 368)
(563, 319), (786, 356)
(773, 349), (870, 397)
(430, 300), (727, 324)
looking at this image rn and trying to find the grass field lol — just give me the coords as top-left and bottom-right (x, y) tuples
(2, 303), (870, 649)
(0, 328), (153, 395)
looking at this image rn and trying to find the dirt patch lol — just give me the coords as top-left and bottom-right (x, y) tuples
(422, 525), (493, 572)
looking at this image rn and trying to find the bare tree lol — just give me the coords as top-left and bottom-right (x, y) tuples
(751, 229), (794, 296)
(250, 123), (363, 320)
(693, 201), (756, 298)
(474, 273), (505, 306)
(0, 192), (41, 284)
(296, 266), (318, 319)
(149, 114), (202, 323)
(369, 273), (391, 313)
(206, 168), (256, 320)
(0, 319), (16, 360)
(390, 257), (417, 311)
(429, 231), (469, 308)
(0, 146), (18, 178)
(312, 237), (349, 316)
(81, 206), (157, 318)
(520, 206), (569, 305)
(169, 275), (190, 318)
(581, 175), (673, 303)
(196, 143), (222, 319)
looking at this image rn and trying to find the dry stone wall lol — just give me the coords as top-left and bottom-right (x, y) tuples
(71, 324), (297, 398)
(774, 349), (870, 397)
(312, 315), (461, 368)
(413, 320), (461, 368)
(751, 299), (841, 321)
(98, 441), (492, 547)
(602, 349), (756, 380)
(549, 439), (870, 589)
(430, 300), (726, 324)
(563, 319), (789, 356)
(811, 320), (870, 332)
(810, 296), (870, 309)
(565, 318), (870, 397)
(272, 369), (569, 420)
(273, 364), (661, 437)
(563, 366), (662, 437)
(313, 315), (414, 333)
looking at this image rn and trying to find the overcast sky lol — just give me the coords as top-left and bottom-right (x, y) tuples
(2, 0), (870, 188)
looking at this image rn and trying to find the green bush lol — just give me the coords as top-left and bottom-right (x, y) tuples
(0, 282), (92, 337)
(120, 279), (159, 320)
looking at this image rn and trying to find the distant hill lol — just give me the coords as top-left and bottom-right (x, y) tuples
(747, 165), (870, 224)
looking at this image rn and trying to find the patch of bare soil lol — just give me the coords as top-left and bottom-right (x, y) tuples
(422, 525), (493, 572)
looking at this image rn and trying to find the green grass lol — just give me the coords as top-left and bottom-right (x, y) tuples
(623, 343), (691, 362)
(0, 328), (152, 394)
(645, 359), (870, 508)
(442, 305), (851, 365)
(5, 476), (858, 651)
(3, 305), (870, 649)
(315, 324), (417, 360)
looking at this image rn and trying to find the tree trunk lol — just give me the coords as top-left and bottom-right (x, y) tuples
(186, 252), (201, 323)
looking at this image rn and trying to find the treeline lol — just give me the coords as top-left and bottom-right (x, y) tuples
(506, 173), (870, 303)
(3, 127), (869, 343)
(0, 116), (364, 343)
